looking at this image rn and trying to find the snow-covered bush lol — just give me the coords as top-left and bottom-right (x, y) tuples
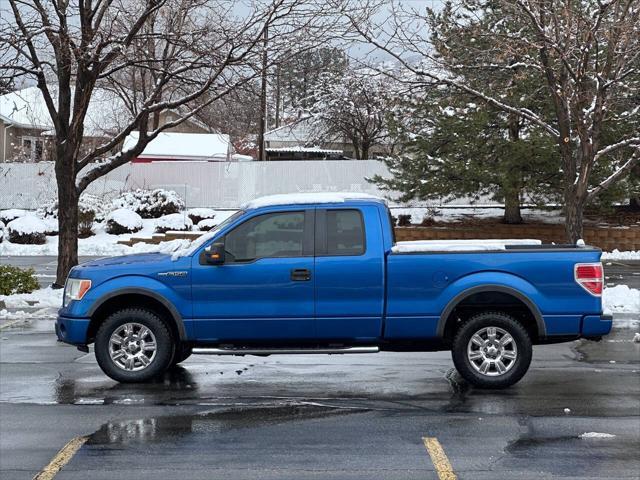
(38, 193), (109, 222)
(78, 210), (94, 238)
(0, 209), (28, 224)
(155, 213), (193, 233)
(0, 265), (40, 295)
(397, 214), (412, 226)
(187, 208), (216, 224)
(105, 209), (143, 235)
(197, 218), (218, 231)
(79, 193), (109, 222)
(112, 189), (184, 219)
(6, 215), (47, 244)
(37, 201), (58, 219)
(42, 218), (59, 236)
(0, 223), (4, 243)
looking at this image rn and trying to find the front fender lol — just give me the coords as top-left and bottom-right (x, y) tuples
(64, 275), (190, 340)
(436, 271), (545, 337)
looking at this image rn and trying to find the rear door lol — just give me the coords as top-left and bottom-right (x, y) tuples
(191, 209), (316, 342)
(314, 206), (385, 341)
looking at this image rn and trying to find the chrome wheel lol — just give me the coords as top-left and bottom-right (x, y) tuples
(467, 326), (517, 377)
(108, 322), (157, 371)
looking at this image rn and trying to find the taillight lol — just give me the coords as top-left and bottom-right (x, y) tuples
(574, 263), (603, 296)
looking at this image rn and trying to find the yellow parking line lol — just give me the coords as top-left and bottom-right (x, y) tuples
(422, 437), (457, 480)
(33, 436), (88, 480)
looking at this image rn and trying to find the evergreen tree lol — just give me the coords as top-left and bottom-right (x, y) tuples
(378, 84), (559, 223)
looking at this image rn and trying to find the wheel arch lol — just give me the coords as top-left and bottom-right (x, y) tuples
(437, 284), (546, 340)
(86, 288), (186, 344)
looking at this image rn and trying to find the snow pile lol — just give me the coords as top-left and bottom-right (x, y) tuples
(105, 208), (143, 235)
(579, 432), (616, 439)
(187, 208), (216, 224)
(6, 215), (47, 244)
(391, 239), (542, 253)
(154, 213), (193, 233)
(0, 209), (28, 224)
(603, 285), (640, 313)
(42, 218), (59, 236)
(112, 189), (184, 218)
(633, 333), (640, 343)
(0, 287), (63, 309)
(197, 218), (217, 231)
(241, 192), (382, 209)
(602, 250), (640, 260)
(6, 215), (46, 235)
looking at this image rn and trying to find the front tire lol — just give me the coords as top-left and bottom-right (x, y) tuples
(95, 308), (174, 383)
(451, 311), (532, 389)
(170, 345), (192, 367)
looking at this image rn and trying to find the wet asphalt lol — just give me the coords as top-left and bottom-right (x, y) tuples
(0, 256), (639, 479)
(0, 316), (638, 479)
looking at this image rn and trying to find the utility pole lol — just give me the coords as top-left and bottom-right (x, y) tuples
(257, 25), (268, 161)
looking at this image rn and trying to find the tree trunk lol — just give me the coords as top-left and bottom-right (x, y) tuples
(360, 143), (369, 160)
(54, 154), (79, 287)
(630, 196), (640, 211)
(564, 194), (585, 244)
(503, 187), (523, 224)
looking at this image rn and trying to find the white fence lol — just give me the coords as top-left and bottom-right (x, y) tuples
(0, 160), (487, 210)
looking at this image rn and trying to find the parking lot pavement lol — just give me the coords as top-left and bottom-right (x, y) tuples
(0, 317), (638, 480)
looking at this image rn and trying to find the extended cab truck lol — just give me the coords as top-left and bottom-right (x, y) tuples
(56, 193), (612, 388)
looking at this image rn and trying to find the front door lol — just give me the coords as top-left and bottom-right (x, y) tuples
(191, 209), (315, 342)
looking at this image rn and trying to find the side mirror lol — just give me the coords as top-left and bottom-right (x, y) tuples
(204, 242), (225, 265)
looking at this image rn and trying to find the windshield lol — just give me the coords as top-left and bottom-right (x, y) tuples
(171, 210), (245, 260)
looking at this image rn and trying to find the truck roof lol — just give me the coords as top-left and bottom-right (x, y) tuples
(241, 192), (387, 210)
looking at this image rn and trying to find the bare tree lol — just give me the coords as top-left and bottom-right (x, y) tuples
(351, 0), (640, 241)
(309, 67), (394, 159)
(0, 0), (355, 284)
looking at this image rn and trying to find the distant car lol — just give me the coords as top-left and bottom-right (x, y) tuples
(56, 193), (611, 387)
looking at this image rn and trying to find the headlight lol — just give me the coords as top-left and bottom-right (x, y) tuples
(64, 278), (91, 306)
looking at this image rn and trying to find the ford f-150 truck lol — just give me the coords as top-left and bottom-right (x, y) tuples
(56, 193), (612, 388)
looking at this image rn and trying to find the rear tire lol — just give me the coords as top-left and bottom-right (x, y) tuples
(451, 311), (532, 389)
(95, 308), (174, 383)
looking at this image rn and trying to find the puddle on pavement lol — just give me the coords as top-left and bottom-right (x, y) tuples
(87, 404), (369, 446)
(574, 328), (640, 365)
(505, 435), (638, 475)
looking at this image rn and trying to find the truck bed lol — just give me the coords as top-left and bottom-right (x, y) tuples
(384, 245), (603, 340)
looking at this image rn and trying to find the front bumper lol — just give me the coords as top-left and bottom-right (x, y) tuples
(55, 314), (91, 346)
(581, 313), (613, 337)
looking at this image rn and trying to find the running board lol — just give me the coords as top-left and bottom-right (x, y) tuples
(192, 346), (379, 356)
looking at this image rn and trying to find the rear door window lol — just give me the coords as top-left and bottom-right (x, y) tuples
(326, 209), (365, 255)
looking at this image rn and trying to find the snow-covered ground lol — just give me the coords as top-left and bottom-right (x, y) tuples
(389, 206), (566, 224)
(0, 286), (62, 309)
(602, 285), (640, 314)
(602, 249), (640, 260)
(0, 210), (236, 256)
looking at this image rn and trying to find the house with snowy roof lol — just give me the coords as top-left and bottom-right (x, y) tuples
(263, 116), (392, 161)
(0, 87), (212, 163)
(123, 131), (237, 162)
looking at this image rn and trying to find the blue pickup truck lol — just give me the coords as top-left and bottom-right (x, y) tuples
(56, 193), (611, 388)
